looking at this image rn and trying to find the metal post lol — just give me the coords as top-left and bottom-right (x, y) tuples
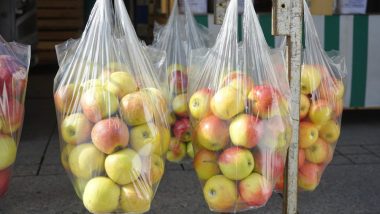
(272, 0), (303, 214)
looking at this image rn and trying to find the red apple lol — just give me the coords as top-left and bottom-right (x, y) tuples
(229, 114), (261, 149)
(172, 117), (191, 142)
(0, 55), (27, 98)
(91, 118), (129, 154)
(0, 167), (11, 197)
(275, 174), (284, 192)
(248, 85), (278, 118)
(193, 149), (220, 180)
(196, 115), (229, 151)
(239, 173), (272, 207)
(218, 147), (254, 181)
(298, 149), (306, 169)
(169, 70), (188, 94)
(298, 162), (320, 191)
(0, 97), (24, 134)
(253, 150), (285, 181)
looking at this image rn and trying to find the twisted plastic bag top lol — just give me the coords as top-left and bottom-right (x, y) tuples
(188, 0), (291, 212)
(53, 0), (169, 213)
(0, 36), (30, 198)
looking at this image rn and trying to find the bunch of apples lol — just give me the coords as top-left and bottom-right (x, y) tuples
(165, 64), (194, 163)
(188, 71), (291, 212)
(55, 63), (170, 213)
(275, 64), (344, 192)
(0, 55), (28, 198)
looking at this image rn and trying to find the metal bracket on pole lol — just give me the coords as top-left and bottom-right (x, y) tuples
(272, 0), (303, 214)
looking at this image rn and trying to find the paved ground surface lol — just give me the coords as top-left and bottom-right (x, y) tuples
(0, 67), (380, 214)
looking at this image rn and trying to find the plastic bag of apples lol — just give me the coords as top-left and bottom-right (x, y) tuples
(0, 36), (30, 198)
(152, 0), (210, 163)
(188, 0), (291, 212)
(275, 1), (347, 192)
(53, 0), (170, 213)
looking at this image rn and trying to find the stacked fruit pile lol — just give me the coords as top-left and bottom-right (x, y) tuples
(166, 64), (194, 162)
(276, 64), (344, 191)
(189, 72), (290, 212)
(55, 64), (169, 213)
(0, 55), (28, 198)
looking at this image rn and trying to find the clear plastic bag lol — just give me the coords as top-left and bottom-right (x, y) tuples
(275, 1), (347, 192)
(151, 0), (211, 163)
(0, 36), (30, 198)
(53, 0), (169, 213)
(188, 0), (291, 212)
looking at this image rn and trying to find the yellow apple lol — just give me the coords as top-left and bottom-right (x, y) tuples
(54, 84), (82, 114)
(60, 113), (92, 145)
(130, 123), (161, 156)
(0, 135), (17, 170)
(158, 126), (171, 155)
(229, 114), (260, 149)
(68, 143), (105, 179)
(186, 142), (194, 159)
(218, 147), (254, 180)
(210, 86), (245, 120)
(301, 65), (322, 94)
(60, 144), (75, 171)
(172, 93), (188, 117)
(308, 100), (332, 125)
(299, 122), (319, 149)
(105, 148), (142, 185)
(73, 178), (88, 200)
(305, 138), (329, 164)
(103, 71), (138, 99)
(141, 154), (164, 184)
(189, 88), (214, 120)
(194, 149), (220, 180)
(166, 139), (187, 163)
(300, 94), (311, 119)
(120, 91), (154, 126)
(83, 177), (120, 213)
(203, 175), (237, 212)
(120, 182), (153, 213)
(319, 120), (341, 143)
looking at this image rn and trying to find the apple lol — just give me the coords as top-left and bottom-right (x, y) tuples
(301, 65), (322, 94)
(253, 150), (284, 180)
(299, 122), (319, 149)
(60, 144), (75, 171)
(60, 113), (92, 145)
(80, 87), (119, 123)
(0, 167), (11, 197)
(299, 148), (306, 169)
(260, 116), (290, 151)
(54, 84), (82, 114)
(186, 142), (194, 159)
(91, 117), (129, 154)
(0, 55), (27, 98)
(210, 86), (245, 120)
(229, 114), (260, 149)
(189, 88), (214, 120)
(196, 115), (229, 151)
(158, 126), (171, 155)
(120, 91), (154, 126)
(68, 143), (105, 179)
(130, 123), (161, 156)
(167, 64), (185, 74)
(308, 100), (332, 125)
(166, 139), (186, 163)
(275, 174), (284, 192)
(248, 85), (278, 118)
(120, 182), (153, 213)
(333, 99), (344, 119)
(203, 175), (237, 211)
(239, 173), (272, 207)
(194, 149), (220, 180)
(83, 177), (120, 213)
(169, 70), (188, 94)
(300, 94), (311, 120)
(141, 154), (164, 184)
(0, 135), (17, 170)
(324, 144), (334, 165)
(172, 93), (188, 117)
(218, 147), (254, 180)
(298, 162), (320, 191)
(319, 79), (345, 100)
(141, 87), (169, 115)
(172, 117), (191, 142)
(221, 72), (254, 96)
(105, 148), (142, 185)
(103, 71), (138, 99)
(305, 138), (329, 164)
(0, 98), (24, 134)
(166, 112), (176, 126)
(319, 120), (341, 143)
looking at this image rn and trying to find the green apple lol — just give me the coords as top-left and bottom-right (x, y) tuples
(301, 65), (322, 94)
(130, 123), (161, 156)
(210, 86), (245, 120)
(188, 88), (214, 120)
(68, 143), (105, 179)
(83, 177), (120, 213)
(319, 120), (340, 144)
(105, 148), (142, 185)
(194, 149), (220, 180)
(80, 87), (119, 123)
(120, 91), (154, 126)
(203, 175), (237, 212)
(0, 135), (17, 170)
(60, 113), (93, 145)
(218, 147), (254, 180)
(120, 182), (153, 213)
(103, 71), (138, 99)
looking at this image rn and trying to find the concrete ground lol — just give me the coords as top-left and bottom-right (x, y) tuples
(1, 67), (380, 214)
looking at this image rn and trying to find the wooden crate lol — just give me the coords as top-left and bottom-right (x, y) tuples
(36, 0), (83, 64)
